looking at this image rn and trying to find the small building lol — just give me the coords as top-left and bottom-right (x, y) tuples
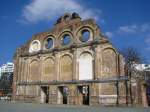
(0, 62), (14, 80)
(135, 64), (150, 72)
(13, 13), (128, 106)
(0, 62), (14, 74)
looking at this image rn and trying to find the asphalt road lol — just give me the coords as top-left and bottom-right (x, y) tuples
(0, 101), (149, 112)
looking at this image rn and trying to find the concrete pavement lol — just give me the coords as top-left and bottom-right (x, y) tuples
(0, 101), (149, 112)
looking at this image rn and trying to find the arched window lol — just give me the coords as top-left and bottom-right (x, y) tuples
(29, 40), (41, 53)
(45, 38), (53, 49)
(79, 52), (93, 80)
(42, 58), (55, 81)
(80, 30), (90, 42)
(102, 49), (117, 77)
(60, 55), (73, 81)
(32, 41), (39, 50)
(61, 34), (71, 46)
(29, 60), (39, 81)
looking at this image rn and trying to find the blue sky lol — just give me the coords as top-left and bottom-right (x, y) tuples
(0, 0), (150, 65)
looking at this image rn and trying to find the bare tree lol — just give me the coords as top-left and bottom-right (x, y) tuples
(121, 47), (144, 105)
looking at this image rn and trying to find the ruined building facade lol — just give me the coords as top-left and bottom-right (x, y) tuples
(13, 13), (128, 105)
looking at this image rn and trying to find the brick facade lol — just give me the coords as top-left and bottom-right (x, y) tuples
(13, 13), (128, 106)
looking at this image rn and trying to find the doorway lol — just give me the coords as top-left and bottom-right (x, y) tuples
(41, 86), (49, 103)
(78, 85), (90, 105)
(58, 86), (69, 104)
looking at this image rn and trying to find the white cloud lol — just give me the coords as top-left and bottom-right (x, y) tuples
(145, 46), (150, 51)
(118, 25), (138, 33)
(118, 24), (150, 34)
(141, 24), (150, 32)
(105, 32), (113, 38)
(22, 0), (101, 23)
(145, 34), (150, 43)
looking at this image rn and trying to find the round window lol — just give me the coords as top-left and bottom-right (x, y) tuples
(32, 41), (39, 51)
(80, 30), (90, 42)
(61, 34), (71, 45)
(29, 40), (41, 53)
(45, 38), (53, 49)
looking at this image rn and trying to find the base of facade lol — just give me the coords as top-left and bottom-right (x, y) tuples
(13, 81), (129, 106)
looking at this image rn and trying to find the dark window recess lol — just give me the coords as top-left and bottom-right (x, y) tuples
(80, 30), (90, 42)
(45, 38), (53, 49)
(64, 15), (70, 21)
(62, 35), (71, 45)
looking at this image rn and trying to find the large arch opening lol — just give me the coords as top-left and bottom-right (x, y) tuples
(102, 48), (117, 77)
(29, 60), (39, 81)
(60, 55), (73, 81)
(79, 52), (93, 80)
(42, 58), (55, 81)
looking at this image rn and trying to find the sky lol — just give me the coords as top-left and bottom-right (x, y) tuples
(0, 0), (150, 65)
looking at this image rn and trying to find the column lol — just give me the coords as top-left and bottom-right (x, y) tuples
(141, 83), (148, 107)
(54, 51), (59, 81)
(72, 48), (77, 80)
(40, 56), (44, 82)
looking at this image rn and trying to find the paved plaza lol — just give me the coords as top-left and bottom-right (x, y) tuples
(0, 101), (149, 112)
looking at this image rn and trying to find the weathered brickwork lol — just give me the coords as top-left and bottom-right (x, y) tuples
(13, 13), (128, 106)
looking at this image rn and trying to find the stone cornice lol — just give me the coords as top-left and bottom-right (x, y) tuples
(18, 76), (128, 85)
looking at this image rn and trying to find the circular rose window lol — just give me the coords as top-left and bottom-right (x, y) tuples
(32, 41), (38, 50)
(80, 30), (90, 42)
(29, 40), (41, 53)
(61, 34), (71, 46)
(45, 38), (53, 49)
